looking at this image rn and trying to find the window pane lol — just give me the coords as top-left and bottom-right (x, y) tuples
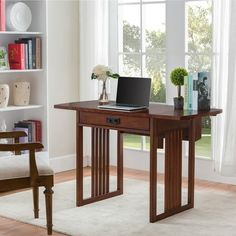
(124, 134), (142, 149)
(196, 117), (211, 158)
(143, 54), (166, 103)
(186, 0), (212, 53)
(118, 5), (141, 53)
(186, 54), (211, 73)
(119, 54), (141, 76)
(186, 55), (212, 159)
(143, 3), (166, 53)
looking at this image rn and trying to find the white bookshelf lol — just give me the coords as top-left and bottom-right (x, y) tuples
(0, 0), (48, 150)
(0, 31), (43, 35)
(0, 105), (43, 112)
(0, 69), (43, 73)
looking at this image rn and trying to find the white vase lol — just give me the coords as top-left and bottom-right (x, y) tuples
(13, 82), (30, 106)
(0, 84), (10, 108)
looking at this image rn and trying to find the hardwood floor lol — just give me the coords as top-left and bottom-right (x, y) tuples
(0, 167), (236, 236)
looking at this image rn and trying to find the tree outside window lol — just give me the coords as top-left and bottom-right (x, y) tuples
(117, 0), (213, 157)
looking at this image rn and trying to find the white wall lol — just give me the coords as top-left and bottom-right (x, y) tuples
(47, 0), (79, 162)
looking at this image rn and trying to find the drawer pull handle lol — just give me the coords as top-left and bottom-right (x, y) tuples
(106, 117), (120, 125)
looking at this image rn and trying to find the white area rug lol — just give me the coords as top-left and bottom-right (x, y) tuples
(0, 178), (236, 236)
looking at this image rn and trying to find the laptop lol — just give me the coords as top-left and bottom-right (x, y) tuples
(97, 76), (151, 111)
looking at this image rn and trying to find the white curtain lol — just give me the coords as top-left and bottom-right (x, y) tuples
(212, 0), (236, 176)
(79, 0), (109, 101)
(79, 0), (109, 158)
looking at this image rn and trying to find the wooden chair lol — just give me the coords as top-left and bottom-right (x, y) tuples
(0, 131), (54, 235)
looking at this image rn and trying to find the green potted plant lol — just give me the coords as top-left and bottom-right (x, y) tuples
(170, 67), (188, 110)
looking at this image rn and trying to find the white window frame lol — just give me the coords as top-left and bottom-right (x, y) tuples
(109, 0), (185, 153)
(109, 0), (213, 159)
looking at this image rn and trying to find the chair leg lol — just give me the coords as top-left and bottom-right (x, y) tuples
(44, 186), (54, 235)
(33, 186), (39, 218)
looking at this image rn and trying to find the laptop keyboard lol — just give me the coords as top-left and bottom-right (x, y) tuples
(115, 103), (141, 107)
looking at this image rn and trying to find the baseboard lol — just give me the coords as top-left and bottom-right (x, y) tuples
(50, 154), (89, 173)
(110, 149), (236, 185)
(50, 150), (236, 185)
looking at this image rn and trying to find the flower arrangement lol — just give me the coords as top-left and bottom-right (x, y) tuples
(91, 65), (119, 81)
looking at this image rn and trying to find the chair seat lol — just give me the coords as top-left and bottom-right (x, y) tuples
(0, 153), (54, 180)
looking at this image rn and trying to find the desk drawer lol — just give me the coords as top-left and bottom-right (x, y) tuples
(79, 112), (150, 131)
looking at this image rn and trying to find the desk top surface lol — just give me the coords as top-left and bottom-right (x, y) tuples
(54, 100), (222, 120)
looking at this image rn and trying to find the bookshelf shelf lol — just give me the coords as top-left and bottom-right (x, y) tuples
(0, 69), (43, 74)
(0, 105), (43, 112)
(0, 31), (44, 35)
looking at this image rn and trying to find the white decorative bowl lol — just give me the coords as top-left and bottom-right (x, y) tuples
(6, 2), (32, 32)
(13, 82), (30, 106)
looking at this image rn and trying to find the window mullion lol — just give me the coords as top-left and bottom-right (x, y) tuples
(140, 0), (143, 77)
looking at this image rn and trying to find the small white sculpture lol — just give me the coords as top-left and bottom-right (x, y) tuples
(0, 84), (10, 108)
(13, 81), (30, 106)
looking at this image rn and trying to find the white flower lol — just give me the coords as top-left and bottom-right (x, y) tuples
(92, 65), (111, 82)
(91, 64), (119, 82)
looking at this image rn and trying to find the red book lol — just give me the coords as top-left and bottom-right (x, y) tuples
(8, 44), (26, 70)
(28, 120), (42, 143)
(0, 0), (5, 31)
(29, 120), (42, 152)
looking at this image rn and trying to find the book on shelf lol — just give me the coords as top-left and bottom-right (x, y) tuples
(28, 119), (42, 143)
(184, 72), (211, 111)
(13, 127), (29, 154)
(36, 37), (42, 69)
(184, 75), (189, 110)
(14, 121), (33, 142)
(184, 74), (193, 110)
(16, 38), (33, 69)
(0, 0), (5, 31)
(13, 127), (29, 143)
(15, 39), (30, 69)
(197, 72), (211, 110)
(14, 120), (42, 151)
(17, 37), (42, 69)
(192, 73), (198, 110)
(8, 44), (26, 70)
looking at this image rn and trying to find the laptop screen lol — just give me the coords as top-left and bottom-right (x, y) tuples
(116, 77), (151, 107)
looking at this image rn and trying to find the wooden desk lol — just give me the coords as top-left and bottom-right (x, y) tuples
(55, 101), (222, 222)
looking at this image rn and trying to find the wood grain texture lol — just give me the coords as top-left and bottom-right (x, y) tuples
(91, 128), (110, 196)
(164, 129), (183, 211)
(54, 100), (222, 120)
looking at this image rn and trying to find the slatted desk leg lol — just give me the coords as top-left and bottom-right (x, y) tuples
(77, 127), (123, 206)
(188, 120), (196, 207)
(150, 120), (196, 222)
(76, 123), (83, 206)
(117, 131), (124, 193)
(150, 118), (158, 222)
(164, 129), (183, 211)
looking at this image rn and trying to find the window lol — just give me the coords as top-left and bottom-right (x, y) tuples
(117, 0), (166, 151)
(110, 0), (213, 158)
(186, 0), (213, 158)
(118, 0), (166, 103)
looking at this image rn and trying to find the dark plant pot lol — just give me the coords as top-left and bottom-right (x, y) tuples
(173, 97), (184, 110)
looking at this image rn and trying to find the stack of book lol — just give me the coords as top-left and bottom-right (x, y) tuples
(8, 37), (42, 70)
(13, 120), (42, 151)
(184, 72), (211, 111)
